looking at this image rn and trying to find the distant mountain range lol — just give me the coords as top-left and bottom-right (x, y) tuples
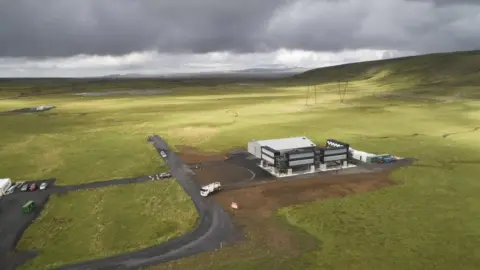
(103, 66), (309, 79)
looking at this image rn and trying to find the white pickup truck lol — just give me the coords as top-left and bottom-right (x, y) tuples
(200, 182), (221, 197)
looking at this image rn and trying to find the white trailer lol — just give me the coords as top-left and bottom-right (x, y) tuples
(349, 148), (375, 162)
(0, 178), (12, 196)
(200, 182), (222, 197)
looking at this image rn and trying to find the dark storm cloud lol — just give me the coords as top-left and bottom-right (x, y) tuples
(407, 0), (480, 6)
(0, 0), (479, 58)
(0, 0), (286, 57)
(266, 0), (480, 54)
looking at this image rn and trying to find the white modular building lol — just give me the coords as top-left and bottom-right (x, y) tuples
(349, 148), (376, 162)
(0, 178), (12, 196)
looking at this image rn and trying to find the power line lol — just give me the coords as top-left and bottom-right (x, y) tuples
(338, 81), (349, 103)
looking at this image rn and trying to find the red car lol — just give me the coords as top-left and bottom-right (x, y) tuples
(29, 183), (37, 191)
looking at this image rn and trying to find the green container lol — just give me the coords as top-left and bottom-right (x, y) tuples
(22, 200), (36, 214)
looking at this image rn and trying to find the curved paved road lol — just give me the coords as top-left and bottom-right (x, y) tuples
(57, 135), (241, 270)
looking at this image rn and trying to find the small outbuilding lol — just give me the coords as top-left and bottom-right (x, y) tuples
(0, 178), (12, 196)
(349, 148), (376, 162)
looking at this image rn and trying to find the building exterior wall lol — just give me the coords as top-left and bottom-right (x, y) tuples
(323, 148), (348, 156)
(248, 141), (262, 158)
(261, 148), (275, 158)
(288, 158), (315, 167)
(323, 154), (348, 162)
(260, 145), (279, 167)
(288, 151), (315, 160)
(262, 155), (275, 165)
(285, 147), (315, 169)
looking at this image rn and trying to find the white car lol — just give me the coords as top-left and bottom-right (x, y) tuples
(160, 173), (171, 178)
(14, 181), (25, 189)
(39, 182), (48, 190)
(160, 151), (167, 158)
(5, 186), (15, 195)
(200, 182), (222, 197)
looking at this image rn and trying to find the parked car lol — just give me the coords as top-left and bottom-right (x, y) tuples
(29, 183), (37, 191)
(21, 184), (29, 192)
(6, 186), (16, 195)
(160, 151), (167, 158)
(39, 182), (48, 190)
(160, 172), (171, 178)
(16, 181), (25, 188)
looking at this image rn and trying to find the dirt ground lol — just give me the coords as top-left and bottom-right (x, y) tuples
(177, 146), (263, 186)
(193, 163), (254, 186)
(158, 170), (397, 269)
(159, 147), (401, 270)
(215, 172), (395, 219)
(176, 145), (227, 164)
(214, 172), (395, 256)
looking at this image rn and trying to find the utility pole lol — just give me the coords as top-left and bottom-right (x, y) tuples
(338, 81), (349, 103)
(305, 85), (310, 106)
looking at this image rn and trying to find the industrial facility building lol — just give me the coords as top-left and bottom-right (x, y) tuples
(247, 135), (401, 177)
(247, 136), (356, 177)
(248, 137), (317, 175)
(315, 139), (350, 170)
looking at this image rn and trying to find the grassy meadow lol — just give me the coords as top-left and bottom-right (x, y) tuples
(16, 180), (198, 270)
(1, 50), (480, 269)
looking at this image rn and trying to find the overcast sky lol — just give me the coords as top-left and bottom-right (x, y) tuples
(1, 0), (479, 77)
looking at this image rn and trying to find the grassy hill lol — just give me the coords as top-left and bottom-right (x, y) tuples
(288, 50), (480, 99)
(1, 50), (480, 269)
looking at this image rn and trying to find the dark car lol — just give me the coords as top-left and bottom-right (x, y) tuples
(29, 183), (37, 191)
(21, 184), (29, 192)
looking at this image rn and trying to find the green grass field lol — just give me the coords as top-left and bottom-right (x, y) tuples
(16, 180), (198, 270)
(1, 50), (480, 269)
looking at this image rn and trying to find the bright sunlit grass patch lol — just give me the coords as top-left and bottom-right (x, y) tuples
(3, 50), (480, 270)
(17, 180), (198, 270)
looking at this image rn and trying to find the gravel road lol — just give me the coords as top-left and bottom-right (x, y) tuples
(56, 135), (241, 270)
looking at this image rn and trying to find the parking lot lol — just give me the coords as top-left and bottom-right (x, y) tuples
(0, 173), (173, 270)
(0, 178), (55, 269)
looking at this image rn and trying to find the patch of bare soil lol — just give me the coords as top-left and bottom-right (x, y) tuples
(194, 163), (253, 186)
(216, 172), (394, 218)
(176, 145), (226, 164)
(156, 148), (398, 270)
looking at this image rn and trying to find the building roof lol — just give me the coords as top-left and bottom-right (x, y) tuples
(254, 137), (316, 151)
